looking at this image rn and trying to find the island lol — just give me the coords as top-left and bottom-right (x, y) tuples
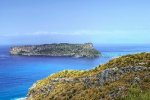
(10, 43), (100, 58)
(27, 52), (150, 100)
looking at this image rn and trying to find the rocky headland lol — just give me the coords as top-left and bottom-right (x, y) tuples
(27, 52), (150, 100)
(10, 43), (100, 58)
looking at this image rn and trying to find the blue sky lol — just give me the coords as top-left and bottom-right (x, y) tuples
(0, 0), (150, 45)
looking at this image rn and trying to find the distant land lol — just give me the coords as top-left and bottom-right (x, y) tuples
(10, 43), (100, 58)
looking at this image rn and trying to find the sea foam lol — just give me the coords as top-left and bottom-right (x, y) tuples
(0, 55), (9, 59)
(11, 97), (27, 100)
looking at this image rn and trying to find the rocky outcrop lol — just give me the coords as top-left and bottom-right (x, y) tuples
(27, 52), (150, 100)
(27, 66), (149, 99)
(10, 43), (100, 58)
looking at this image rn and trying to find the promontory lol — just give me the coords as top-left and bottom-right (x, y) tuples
(27, 52), (150, 100)
(10, 43), (100, 58)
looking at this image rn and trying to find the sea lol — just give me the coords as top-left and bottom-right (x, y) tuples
(0, 44), (150, 100)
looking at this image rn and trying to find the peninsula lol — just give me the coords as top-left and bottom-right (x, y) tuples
(27, 52), (150, 100)
(10, 43), (100, 58)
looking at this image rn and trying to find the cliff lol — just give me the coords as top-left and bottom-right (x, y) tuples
(10, 43), (100, 58)
(27, 52), (150, 100)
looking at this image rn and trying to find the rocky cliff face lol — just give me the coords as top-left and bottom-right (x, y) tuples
(27, 53), (150, 100)
(10, 43), (100, 58)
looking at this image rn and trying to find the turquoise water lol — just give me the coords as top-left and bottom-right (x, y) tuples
(0, 44), (150, 100)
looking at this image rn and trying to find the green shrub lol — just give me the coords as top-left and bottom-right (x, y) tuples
(123, 85), (150, 100)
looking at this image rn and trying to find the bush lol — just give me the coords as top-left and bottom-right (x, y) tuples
(123, 85), (150, 100)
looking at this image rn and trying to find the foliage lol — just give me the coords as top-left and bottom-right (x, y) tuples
(123, 85), (150, 100)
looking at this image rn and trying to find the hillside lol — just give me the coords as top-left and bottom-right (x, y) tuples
(27, 52), (150, 100)
(10, 43), (100, 58)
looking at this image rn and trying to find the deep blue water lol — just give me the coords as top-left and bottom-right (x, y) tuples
(0, 44), (150, 100)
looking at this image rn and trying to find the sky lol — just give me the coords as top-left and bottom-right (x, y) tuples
(0, 0), (150, 45)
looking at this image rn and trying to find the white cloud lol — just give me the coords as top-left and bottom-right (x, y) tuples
(1, 29), (150, 37)
(1, 29), (150, 44)
(0, 31), (58, 37)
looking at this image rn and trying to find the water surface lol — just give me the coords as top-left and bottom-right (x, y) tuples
(0, 44), (150, 100)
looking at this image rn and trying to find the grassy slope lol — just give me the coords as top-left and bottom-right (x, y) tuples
(28, 52), (150, 100)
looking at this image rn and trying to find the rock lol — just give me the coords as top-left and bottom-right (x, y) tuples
(10, 43), (100, 58)
(109, 86), (126, 99)
(27, 66), (149, 99)
(132, 76), (141, 84)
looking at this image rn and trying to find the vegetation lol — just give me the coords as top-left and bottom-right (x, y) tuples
(27, 52), (150, 100)
(123, 85), (150, 100)
(103, 52), (150, 68)
(10, 43), (100, 57)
